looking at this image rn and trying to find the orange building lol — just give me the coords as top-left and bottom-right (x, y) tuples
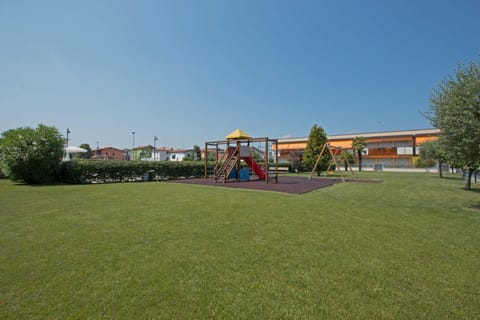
(276, 128), (440, 168)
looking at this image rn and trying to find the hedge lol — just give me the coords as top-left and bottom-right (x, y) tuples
(60, 160), (212, 184)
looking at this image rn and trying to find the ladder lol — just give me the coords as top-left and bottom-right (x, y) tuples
(215, 146), (240, 183)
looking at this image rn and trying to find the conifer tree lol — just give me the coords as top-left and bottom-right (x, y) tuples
(302, 124), (328, 175)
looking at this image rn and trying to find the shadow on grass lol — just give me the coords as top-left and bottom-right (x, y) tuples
(442, 176), (464, 181)
(10, 181), (116, 188)
(469, 202), (480, 210)
(466, 187), (480, 193)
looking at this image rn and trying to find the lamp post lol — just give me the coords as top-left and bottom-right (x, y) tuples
(66, 128), (70, 147)
(131, 131), (135, 161)
(153, 136), (158, 161)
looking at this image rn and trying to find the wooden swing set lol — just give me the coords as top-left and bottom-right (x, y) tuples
(308, 143), (356, 182)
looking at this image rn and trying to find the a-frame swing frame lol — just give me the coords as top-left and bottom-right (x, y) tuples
(308, 143), (356, 182)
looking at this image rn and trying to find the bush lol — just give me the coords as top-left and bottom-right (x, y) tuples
(0, 124), (64, 184)
(60, 160), (212, 184)
(415, 158), (436, 168)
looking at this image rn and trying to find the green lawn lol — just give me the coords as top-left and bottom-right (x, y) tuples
(1, 173), (479, 319)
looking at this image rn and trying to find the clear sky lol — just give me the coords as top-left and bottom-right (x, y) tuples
(1, 0), (479, 149)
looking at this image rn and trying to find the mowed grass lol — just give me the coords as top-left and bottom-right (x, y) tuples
(0, 173), (479, 319)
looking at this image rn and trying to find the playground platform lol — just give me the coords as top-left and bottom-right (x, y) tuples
(169, 176), (344, 194)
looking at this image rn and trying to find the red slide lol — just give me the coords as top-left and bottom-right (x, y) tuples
(244, 156), (266, 179)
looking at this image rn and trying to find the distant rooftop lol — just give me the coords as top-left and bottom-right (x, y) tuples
(278, 128), (440, 143)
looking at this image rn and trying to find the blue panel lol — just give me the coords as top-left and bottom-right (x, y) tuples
(228, 168), (237, 179)
(240, 168), (249, 181)
(228, 168), (249, 181)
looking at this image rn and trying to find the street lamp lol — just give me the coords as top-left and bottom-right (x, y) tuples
(131, 131), (135, 160)
(66, 128), (70, 147)
(153, 136), (158, 161)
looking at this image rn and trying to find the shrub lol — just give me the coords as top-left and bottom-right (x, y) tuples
(0, 124), (64, 184)
(60, 160), (212, 184)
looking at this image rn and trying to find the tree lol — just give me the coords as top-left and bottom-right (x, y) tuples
(419, 140), (445, 178)
(193, 145), (202, 161)
(352, 136), (367, 171)
(207, 152), (216, 162)
(75, 143), (92, 159)
(0, 124), (64, 184)
(426, 62), (480, 190)
(302, 124), (329, 175)
(338, 151), (354, 172)
(288, 151), (304, 172)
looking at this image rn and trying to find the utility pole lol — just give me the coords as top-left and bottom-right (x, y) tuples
(153, 136), (158, 161)
(66, 128), (70, 147)
(131, 131), (135, 160)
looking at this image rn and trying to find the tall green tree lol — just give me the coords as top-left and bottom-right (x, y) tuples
(419, 140), (445, 178)
(302, 124), (329, 175)
(426, 62), (480, 190)
(193, 145), (202, 161)
(352, 136), (367, 171)
(0, 124), (64, 184)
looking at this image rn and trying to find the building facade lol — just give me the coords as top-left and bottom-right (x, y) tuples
(276, 128), (440, 168)
(93, 147), (126, 160)
(151, 147), (193, 161)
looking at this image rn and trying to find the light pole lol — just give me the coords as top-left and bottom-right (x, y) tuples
(153, 136), (158, 161)
(131, 131), (135, 160)
(66, 128), (70, 147)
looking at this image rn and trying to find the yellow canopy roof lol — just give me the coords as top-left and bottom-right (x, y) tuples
(225, 128), (251, 139)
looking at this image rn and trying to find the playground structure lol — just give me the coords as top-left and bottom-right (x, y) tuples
(204, 129), (279, 184)
(308, 143), (356, 182)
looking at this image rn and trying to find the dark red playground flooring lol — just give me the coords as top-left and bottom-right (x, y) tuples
(168, 176), (345, 194)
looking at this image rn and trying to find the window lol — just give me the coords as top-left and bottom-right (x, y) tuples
(397, 147), (413, 155)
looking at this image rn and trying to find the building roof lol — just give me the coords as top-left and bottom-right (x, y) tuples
(278, 128), (440, 143)
(132, 145), (153, 151)
(97, 146), (125, 152)
(225, 128), (252, 139)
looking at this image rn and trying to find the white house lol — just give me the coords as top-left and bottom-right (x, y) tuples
(153, 147), (193, 161)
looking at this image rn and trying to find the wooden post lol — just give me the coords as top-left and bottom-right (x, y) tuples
(308, 143), (328, 181)
(347, 158), (356, 179)
(216, 144), (219, 175)
(204, 142), (208, 179)
(274, 139), (278, 183)
(236, 140), (240, 182)
(265, 138), (269, 183)
(329, 146), (345, 182)
(247, 140), (251, 181)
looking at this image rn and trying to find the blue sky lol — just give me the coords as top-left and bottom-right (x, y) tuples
(1, 0), (479, 149)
